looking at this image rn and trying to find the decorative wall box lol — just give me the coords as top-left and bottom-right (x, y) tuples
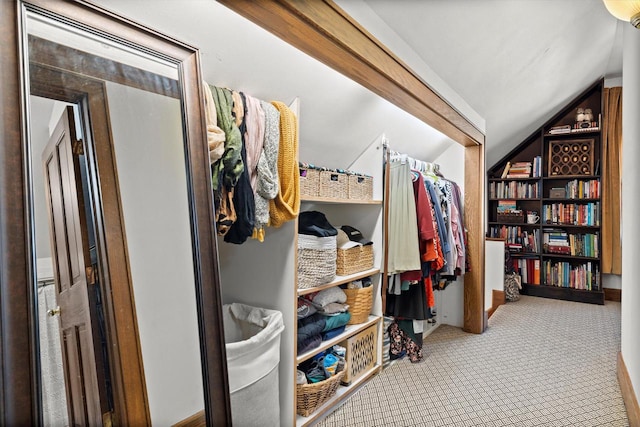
(548, 139), (594, 176)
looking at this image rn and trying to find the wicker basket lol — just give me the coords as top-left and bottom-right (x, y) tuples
(299, 166), (320, 197)
(497, 212), (524, 223)
(347, 175), (373, 200)
(343, 285), (373, 325)
(336, 245), (374, 276)
(339, 324), (377, 385)
(297, 234), (336, 289)
(296, 367), (347, 417)
(319, 170), (348, 199)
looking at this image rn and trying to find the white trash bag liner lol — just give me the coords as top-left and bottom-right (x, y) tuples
(223, 303), (284, 426)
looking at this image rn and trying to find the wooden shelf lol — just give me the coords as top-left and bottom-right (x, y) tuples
(542, 198), (599, 202)
(542, 253), (599, 261)
(521, 283), (604, 305)
(543, 175), (599, 181)
(296, 316), (380, 364)
(487, 79), (603, 304)
(544, 129), (600, 138)
(295, 363), (383, 427)
(488, 222), (539, 227)
(301, 196), (382, 205)
(508, 252), (541, 257)
(489, 198), (541, 201)
(488, 177), (539, 182)
(540, 224), (600, 229)
(297, 268), (380, 296)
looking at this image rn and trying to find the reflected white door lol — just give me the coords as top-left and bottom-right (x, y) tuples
(42, 106), (109, 426)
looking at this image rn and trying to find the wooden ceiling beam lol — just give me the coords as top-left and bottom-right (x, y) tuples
(217, 0), (485, 147)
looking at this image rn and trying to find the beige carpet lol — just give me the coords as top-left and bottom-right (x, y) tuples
(317, 295), (628, 426)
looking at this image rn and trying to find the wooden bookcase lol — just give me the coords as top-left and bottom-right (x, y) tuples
(487, 79), (604, 305)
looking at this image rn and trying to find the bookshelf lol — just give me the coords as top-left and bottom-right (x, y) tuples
(487, 79), (604, 305)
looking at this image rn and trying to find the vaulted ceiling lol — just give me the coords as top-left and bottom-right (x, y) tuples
(86, 0), (624, 169)
(345, 0), (624, 165)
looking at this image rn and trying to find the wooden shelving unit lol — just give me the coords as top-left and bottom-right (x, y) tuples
(487, 79), (604, 305)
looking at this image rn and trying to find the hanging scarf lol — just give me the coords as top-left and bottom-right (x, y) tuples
(269, 101), (300, 227)
(243, 94), (265, 192)
(253, 101), (280, 241)
(203, 82), (225, 164)
(210, 86), (244, 191)
(225, 92), (255, 244)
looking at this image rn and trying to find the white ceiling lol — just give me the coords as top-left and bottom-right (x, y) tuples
(76, 0), (624, 169)
(351, 0), (624, 165)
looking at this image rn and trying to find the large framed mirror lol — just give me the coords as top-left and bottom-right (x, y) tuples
(1, 0), (230, 425)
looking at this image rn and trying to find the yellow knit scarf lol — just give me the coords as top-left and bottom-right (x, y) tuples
(269, 101), (300, 227)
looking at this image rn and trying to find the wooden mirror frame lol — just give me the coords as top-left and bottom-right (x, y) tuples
(0, 0), (231, 425)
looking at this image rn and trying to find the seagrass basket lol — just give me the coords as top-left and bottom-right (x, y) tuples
(347, 174), (373, 200)
(336, 244), (373, 276)
(297, 234), (336, 289)
(343, 285), (373, 325)
(299, 166), (320, 197)
(319, 170), (348, 199)
(296, 366), (346, 417)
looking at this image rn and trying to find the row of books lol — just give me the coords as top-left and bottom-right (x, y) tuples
(542, 260), (599, 291)
(542, 202), (600, 226)
(489, 225), (540, 253)
(547, 121), (600, 135)
(500, 157), (543, 179)
(542, 229), (599, 258)
(562, 179), (600, 199)
(490, 181), (540, 199)
(510, 257), (540, 285)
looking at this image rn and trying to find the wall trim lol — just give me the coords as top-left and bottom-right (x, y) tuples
(604, 287), (622, 302)
(172, 410), (205, 427)
(618, 352), (640, 426)
(488, 289), (506, 319)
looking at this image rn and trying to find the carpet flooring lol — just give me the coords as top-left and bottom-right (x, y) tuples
(317, 295), (628, 426)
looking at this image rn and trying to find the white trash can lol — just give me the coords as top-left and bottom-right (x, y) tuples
(223, 303), (284, 427)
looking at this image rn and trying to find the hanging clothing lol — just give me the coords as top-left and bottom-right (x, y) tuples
(387, 160), (421, 274)
(210, 86), (244, 236)
(242, 94), (265, 193)
(388, 320), (423, 363)
(269, 101), (300, 227)
(225, 92), (255, 244)
(210, 86), (244, 191)
(203, 82), (225, 164)
(253, 101), (280, 241)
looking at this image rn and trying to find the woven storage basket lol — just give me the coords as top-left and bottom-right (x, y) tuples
(336, 244), (373, 276)
(497, 212), (524, 223)
(339, 324), (377, 385)
(344, 285), (373, 325)
(319, 170), (348, 199)
(297, 234), (336, 289)
(347, 175), (373, 200)
(299, 166), (320, 197)
(296, 367), (346, 417)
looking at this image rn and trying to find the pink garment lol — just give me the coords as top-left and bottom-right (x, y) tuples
(243, 94), (265, 193)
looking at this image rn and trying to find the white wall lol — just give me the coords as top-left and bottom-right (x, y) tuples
(621, 23), (640, 409)
(107, 82), (203, 425)
(485, 240), (505, 311)
(432, 143), (466, 328)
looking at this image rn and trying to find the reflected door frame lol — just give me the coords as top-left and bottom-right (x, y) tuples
(0, 1), (231, 425)
(31, 58), (150, 425)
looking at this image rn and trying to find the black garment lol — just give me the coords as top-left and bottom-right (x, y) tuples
(385, 275), (430, 320)
(224, 92), (255, 244)
(298, 211), (337, 237)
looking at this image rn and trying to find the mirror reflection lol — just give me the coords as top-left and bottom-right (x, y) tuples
(26, 9), (203, 425)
